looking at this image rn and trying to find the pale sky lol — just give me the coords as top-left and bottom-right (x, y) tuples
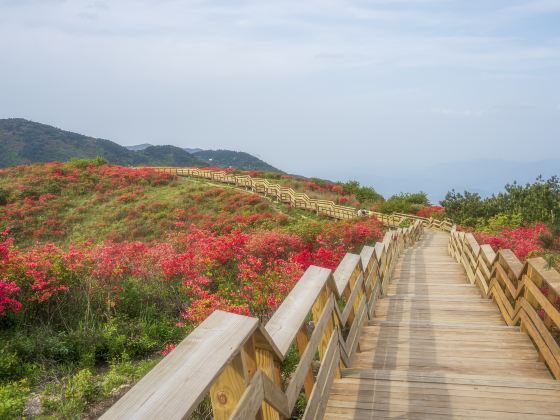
(1, 0), (559, 194)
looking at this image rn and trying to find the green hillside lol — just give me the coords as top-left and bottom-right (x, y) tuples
(0, 119), (206, 168)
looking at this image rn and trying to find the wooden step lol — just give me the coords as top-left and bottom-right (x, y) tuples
(354, 344), (540, 361)
(342, 369), (560, 389)
(381, 295), (492, 303)
(324, 231), (555, 419)
(374, 301), (500, 313)
(368, 319), (519, 331)
(384, 291), (481, 297)
(360, 325), (534, 348)
(390, 278), (468, 284)
(325, 374), (560, 419)
(350, 353), (551, 378)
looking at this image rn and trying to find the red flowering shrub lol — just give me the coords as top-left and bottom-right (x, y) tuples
(475, 223), (548, 259)
(416, 205), (445, 219)
(319, 218), (384, 252)
(181, 291), (251, 324)
(0, 217), (384, 323)
(245, 230), (304, 260)
(0, 280), (21, 316)
(160, 343), (177, 356)
(0, 162), (389, 418)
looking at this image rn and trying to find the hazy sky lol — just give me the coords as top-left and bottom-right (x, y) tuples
(1, 0), (559, 184)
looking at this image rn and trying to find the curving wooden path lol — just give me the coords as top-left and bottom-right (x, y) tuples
(325, 230), (560, 419)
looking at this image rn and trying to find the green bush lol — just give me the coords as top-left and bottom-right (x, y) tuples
(100, 358), (158, 396)
(341, 181), (384, 206)
(0, 188), (9, 205)
(0, 344), (37, 382)
(41, 359), (159, 418)
(43, 369), (99, 418)
(399, 219), (411, 228)
(0, 380), (30, 419)
(442, 176), (560, 227)
(379, 192), (429, 214)
(67, 156), (108, 169)
(475, 213), (523, 234)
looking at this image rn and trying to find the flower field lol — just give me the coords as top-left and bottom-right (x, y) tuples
(0, 161), (384, 418)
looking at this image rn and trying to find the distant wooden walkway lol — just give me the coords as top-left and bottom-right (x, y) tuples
(148, 166), (453, 229)
(324, 231), (560, 419)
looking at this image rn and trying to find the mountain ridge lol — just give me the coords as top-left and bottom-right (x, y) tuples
(126, 143), (280, 172)
(0, 119), (279, 171)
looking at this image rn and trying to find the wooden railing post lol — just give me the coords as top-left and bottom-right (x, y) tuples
(296, 325), (315, 399)
(255, 347), (282, 420)
(210, 349), (252, 419)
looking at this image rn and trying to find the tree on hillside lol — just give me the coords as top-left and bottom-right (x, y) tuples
(441, 176), (560, 228)
(340, 180), (384, 206)
(379, 192), (429, 214)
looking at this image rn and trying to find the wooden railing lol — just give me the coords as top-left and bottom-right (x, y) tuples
(449, 228), (560, 378)
(146, 167), (453, 229)
(152, 166), (358, 219)
(371, 211), (453, 231)
(101, 221), (424, 420)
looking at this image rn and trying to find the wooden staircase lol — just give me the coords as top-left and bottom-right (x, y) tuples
(325, 230), (560, 419)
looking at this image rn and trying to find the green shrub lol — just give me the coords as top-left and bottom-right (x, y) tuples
(67, 156), (108, 169)
(476, 213), (523, 234)
(43, 369), (99, 418)
(0, 380), (30, 419)
(0, 347), (36, 382)
(341, 180), (384, 205)
(399, 219), (411, 228)
(540, 230), (560, 251)
(100, 358), (158, 396)
(101, 317), (182, 361)
(0, 188), (9, 206)
(442, 176), (560, 227)
(41, 359), (159, 418)
(285, 219), (325, 243)
(379, 192), (429, 214)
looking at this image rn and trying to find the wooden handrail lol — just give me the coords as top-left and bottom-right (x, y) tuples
(141, 166), (453, 229)
(102, 220), (424, 419)
(449, 227), (560, 379)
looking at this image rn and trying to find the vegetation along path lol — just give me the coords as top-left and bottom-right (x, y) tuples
(324, 230), (560, 419)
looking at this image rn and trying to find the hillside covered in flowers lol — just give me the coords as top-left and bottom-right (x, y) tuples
(0, 160), (385, 418)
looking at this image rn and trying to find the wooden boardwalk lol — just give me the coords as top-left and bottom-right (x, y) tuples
(325, 231), (560, 419)
(103, 223), (560, 420)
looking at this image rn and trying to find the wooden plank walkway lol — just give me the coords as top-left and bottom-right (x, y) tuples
(324, 230), (560, 419)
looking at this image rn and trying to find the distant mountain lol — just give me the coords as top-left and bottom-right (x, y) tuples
(126, 143), (152, 151)
(193, 149), (281, 172)
(0, 119), (281, 171)
(134, 145), (205, 167)
(128, 144), (281, 172)
(0, 119), (206, 168)
(0, 119), (207, 167)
